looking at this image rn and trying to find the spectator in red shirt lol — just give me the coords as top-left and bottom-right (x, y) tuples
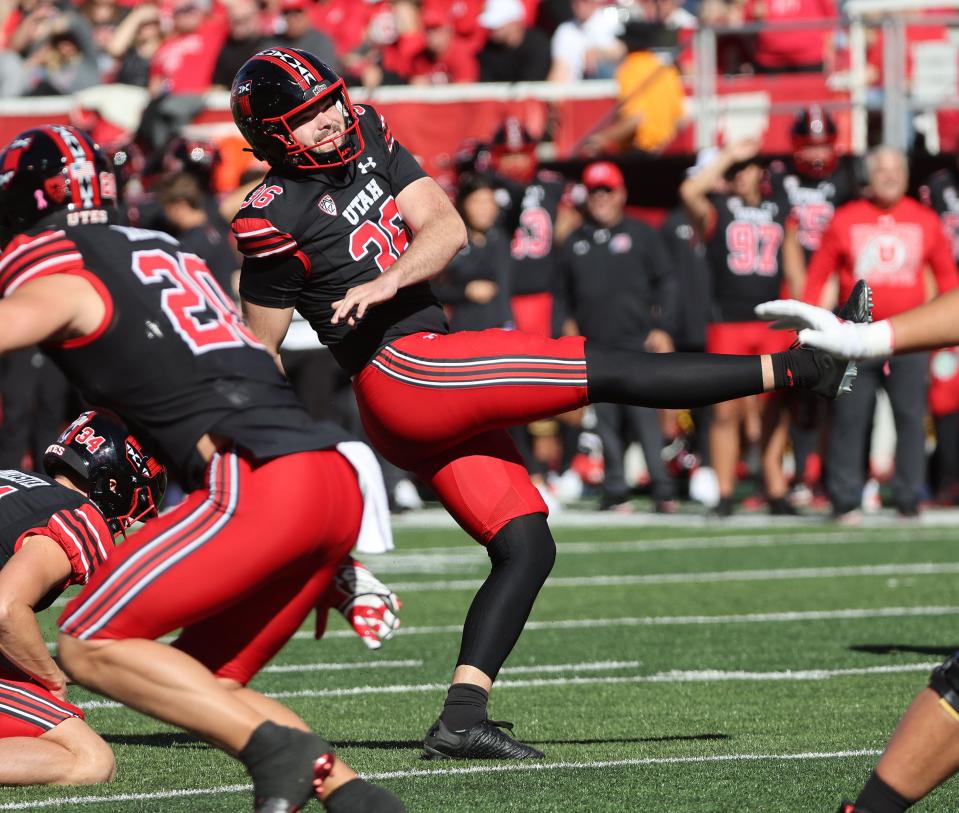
(804, 146), (959, 520)
(745, 0), (836, 73)
(408, 6), (480, 84)
(148, 0), (226, 95)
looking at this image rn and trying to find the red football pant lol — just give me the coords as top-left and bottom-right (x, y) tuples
(0, 673), (83, 738)
(706, 321), (792, 356)
(59, 449), (362, 685)
(354, 329), (589, 542)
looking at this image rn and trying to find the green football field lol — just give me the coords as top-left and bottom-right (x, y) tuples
(6, 516), (959, 812)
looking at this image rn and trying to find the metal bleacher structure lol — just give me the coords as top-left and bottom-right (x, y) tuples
(0, 0), (956, 190)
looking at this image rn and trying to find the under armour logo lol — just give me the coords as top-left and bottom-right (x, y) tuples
(34, 189), (47, 210)
(357, 158), (377, 175)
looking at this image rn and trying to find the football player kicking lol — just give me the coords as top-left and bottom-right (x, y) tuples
(758, 290), (959, 813)
(228, 47), (868, 760)
(0, 125), (403, 812)
(0, 410), (164, 785)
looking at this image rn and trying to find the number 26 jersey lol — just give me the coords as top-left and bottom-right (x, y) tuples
(0, 222), (351, 485)
(233, 104), (448, 376)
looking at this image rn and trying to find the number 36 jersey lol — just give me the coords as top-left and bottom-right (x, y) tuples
(233, 104), (448, 376)
(0, 222), (351, 486)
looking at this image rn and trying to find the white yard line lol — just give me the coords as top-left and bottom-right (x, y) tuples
(261, 659), (638, 676)
(48, 605), (959, 650)
(0, 749), (884, 810)
(261, 659), (422, 674)
(46, 528), (956, 604)
(389, 562), (959, 592)
(500, 660), (641, 674)
(378, 527), (947, 560)
(78, 662), (937, 709)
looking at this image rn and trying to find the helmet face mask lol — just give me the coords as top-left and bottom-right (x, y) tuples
(43, 411), (167, 535)
(0, 125), (116, 246)
(231, 48), (365, 172)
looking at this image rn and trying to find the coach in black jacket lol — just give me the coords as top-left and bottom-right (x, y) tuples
(560, 161), (678, 512)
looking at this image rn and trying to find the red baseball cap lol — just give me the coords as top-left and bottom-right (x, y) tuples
(421, 7), (449, 28)
(280, 0), (310, 11)
(582, 161), (625, 190)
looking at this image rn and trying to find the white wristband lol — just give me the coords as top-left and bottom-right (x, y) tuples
(857, 319), (895, 359)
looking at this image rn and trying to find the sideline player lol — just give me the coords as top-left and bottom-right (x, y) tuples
(0, 410), (164, 785)
(759, 286), (959, 813)
(0, 125), (403, 812)
(229, 47), (864, 760)
(680, 136), (805, 516)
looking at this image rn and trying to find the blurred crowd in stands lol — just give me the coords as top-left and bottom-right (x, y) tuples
(0, 0), (911, 99)
(2, 0), (959, 521)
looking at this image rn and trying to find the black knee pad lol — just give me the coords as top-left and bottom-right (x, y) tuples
(930, 651), (959, 718)
(487, 513), (556, 584)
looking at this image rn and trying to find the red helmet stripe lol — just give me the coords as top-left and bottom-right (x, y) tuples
(252, 53), (310, 90)
(272, 47), (324, 84)
(43, 127), (83, 209)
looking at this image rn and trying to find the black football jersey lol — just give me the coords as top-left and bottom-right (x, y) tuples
(0, 222), (351, 486)
(705, 194), (787, 323)
(234, 105), (447, 376)
(769, 163), (857, 257)
(497, 172), (565, 297)
(925, 169), (959, 261)
(0, 470), (113, 611)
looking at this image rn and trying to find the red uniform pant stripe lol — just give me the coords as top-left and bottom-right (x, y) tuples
(60, 454), (238, 640)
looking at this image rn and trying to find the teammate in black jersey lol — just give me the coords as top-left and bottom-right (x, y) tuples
(767, 107), (860, 507)
(0, 410), (163, 786)
(229, 47), (864, 761)
(681, 137), (806, 516)
(769, 106), (858, 260)
(0, 124), (403, 812)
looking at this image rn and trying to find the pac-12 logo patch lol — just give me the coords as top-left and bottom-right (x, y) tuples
(318, 194), (337, 216)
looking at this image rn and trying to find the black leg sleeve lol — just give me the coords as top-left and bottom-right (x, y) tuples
(585, 341), (766, 408)
(456, 514), (556, 680)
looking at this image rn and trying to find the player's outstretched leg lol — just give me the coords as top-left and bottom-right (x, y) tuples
(588, 281), (872, 410)
(423, 513), (554, 760)
(837, 650), (959, 813)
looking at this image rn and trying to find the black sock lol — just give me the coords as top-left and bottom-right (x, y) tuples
(771, 349), (820, 390)
(455, 514), (555, 679)
(325, 778), (406, 813)
(439, 683), (489, 731)
(239, 721), (333, 802)
(855, 771), (913, 813)
(585, 342), (765, 408)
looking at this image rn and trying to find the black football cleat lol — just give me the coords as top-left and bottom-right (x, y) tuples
(422, 717), (544, 760)
(253, 741), (334, 813)
(807, 279), (873, 399)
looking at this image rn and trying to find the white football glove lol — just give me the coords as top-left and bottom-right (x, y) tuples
(755, 299), (894, 360)
(316, 557), (401, 650)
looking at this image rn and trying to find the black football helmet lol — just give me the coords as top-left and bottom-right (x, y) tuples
(231, 47), (364, 171)
(43, 411), (167, 535)
(490, 117), (538, 184)
(791, 106), (839, 179)
(0, 125), (117, 247)
(162, 136), (221, 191)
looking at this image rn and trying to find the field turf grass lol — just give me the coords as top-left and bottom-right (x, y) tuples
(6, 517), (959, 812)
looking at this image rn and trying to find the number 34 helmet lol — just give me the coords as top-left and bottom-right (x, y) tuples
(43, 411), (167, 535)
(231, 47), (365, 171)
(0, 125), (116, 247)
